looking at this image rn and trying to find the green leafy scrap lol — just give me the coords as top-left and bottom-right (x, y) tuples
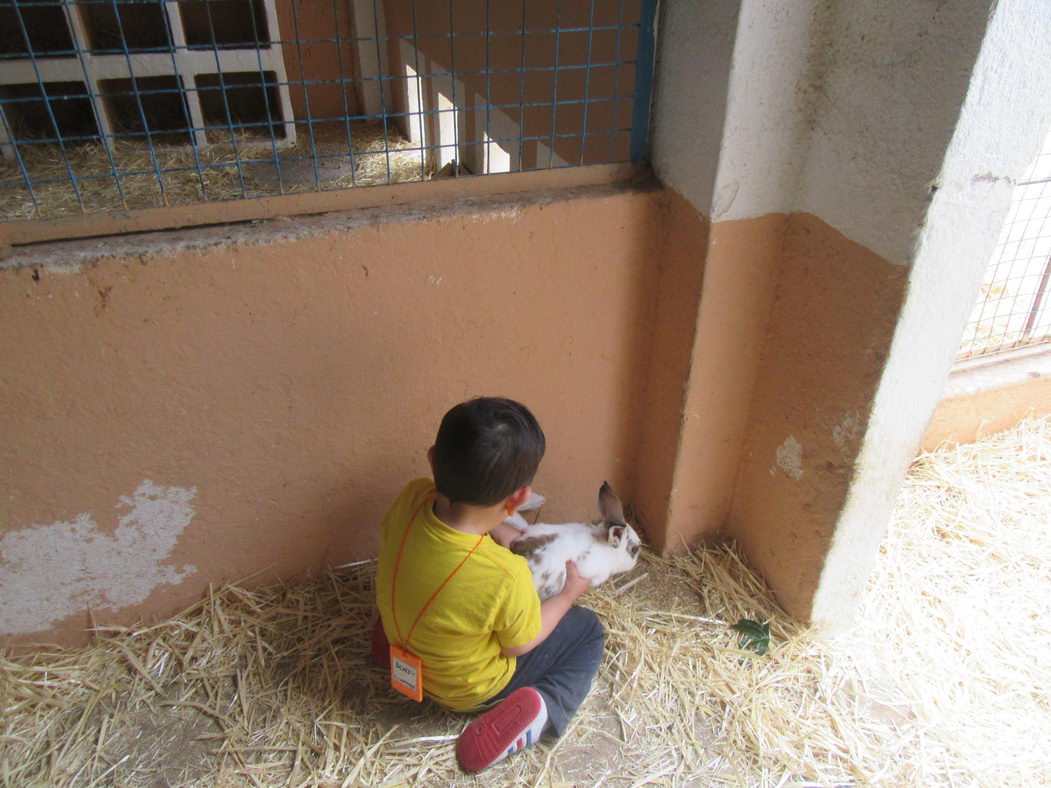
(732, 618), (770, 656)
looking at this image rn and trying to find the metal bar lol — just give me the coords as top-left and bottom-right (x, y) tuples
(330, 0), (358, 187)
(63, 0), (126, 208)
(9, 0), (85, 211)
(0, 21), (635, 53)
(370, 0), (391, 182)
(111, 0), (169, 206)
(982, 190), (1046, 354)
(578, 0), (597, 165)
(517, 0), (527, 172)
(0, 105), (40, 213)
(1, 56), (635, 91)
(203, 0), (248, 198)
(0, 94), (624, 139)
(547, 1), (561, 168)
(1021, 253), (1051, 341)
(448, 0), (458, 168)
(410, 0), (426, 180)
(608, 0), (626, 163)
(160, 0), (208, 200)
(630, 0), (659, 165)
(247, 0), (287, 194)
(3, 164), (637, 246)
(289, 0), (321, 191)
(485, 0), (491, 172)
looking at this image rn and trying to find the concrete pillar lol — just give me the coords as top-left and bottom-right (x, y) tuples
(805, 0), (1051, 632)
(642, 0), (1051, 628)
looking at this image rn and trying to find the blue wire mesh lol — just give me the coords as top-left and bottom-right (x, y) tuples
(0, 0), (654, 221)
(957, 125), (1051, 361)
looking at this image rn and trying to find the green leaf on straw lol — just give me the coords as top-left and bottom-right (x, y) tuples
(732, 618), (770, 655)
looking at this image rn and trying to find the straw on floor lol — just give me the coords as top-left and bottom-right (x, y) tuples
(1, 417), (1048, 786)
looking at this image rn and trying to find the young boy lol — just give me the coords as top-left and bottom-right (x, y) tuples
(373, 397), (605, 773)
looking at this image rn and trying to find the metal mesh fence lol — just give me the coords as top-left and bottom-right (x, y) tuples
(957, 126), (1051, 361)
(0, 0), (656, 221)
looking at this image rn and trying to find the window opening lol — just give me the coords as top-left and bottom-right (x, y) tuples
(0, 0), (657, 223)
(958, 125), (1051, 361)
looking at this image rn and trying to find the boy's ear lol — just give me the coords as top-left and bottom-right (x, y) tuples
(505, 486), (532, 515)
(426, 446), (436, 474)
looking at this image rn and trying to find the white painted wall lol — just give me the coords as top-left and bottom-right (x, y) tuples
(652, 0), (825, 218)
(0, 481), (198, 636)
(649, 0), (742, 217)
(651, 0), (1037, 266)
(703, 0), (821, 221)
(795, 0), (994, 266)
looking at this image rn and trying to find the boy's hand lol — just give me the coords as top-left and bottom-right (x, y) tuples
(500, 560), (593, 658)
(562, 560), (593, 600)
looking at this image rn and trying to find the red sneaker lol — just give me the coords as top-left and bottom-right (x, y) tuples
(456, 687), (549, 772)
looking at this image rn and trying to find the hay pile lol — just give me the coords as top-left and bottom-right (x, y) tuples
(0, 122), (426, 221)
(839, 417), (1051, 786)
(2, 418), (1049, 786)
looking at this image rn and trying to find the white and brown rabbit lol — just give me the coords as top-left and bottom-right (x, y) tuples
(504, 482), (642, 600)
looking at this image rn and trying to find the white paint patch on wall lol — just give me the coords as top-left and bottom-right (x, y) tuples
(468, 206), (520, 224)
(833, 413), (862, 454)
(0, 481), (198, 635)
(775, 436), (804, 480)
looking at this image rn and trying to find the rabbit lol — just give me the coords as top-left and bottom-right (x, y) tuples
(504, 482), (642, 600)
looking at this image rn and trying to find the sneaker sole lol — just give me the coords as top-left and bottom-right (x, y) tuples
(456, 687), (543, 772)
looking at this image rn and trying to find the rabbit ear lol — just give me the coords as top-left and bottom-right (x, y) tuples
(608, 525), (625, 548)
(599, 482), (626, 525)
(518, 491), (546, 512)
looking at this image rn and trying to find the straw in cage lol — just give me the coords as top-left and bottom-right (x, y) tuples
(0, 121), (427, 222)
(1, 417), (1049, 786)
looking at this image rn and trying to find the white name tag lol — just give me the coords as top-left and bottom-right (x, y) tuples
(393, 656), (418, 690)
(390, 644), (423, 701)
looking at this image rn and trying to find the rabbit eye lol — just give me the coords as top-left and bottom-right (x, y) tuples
(629, 543), (640, 558)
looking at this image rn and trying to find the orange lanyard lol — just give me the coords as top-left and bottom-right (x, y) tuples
(390, 498), (485, 650)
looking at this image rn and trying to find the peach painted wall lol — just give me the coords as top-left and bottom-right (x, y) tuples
(729, 214), (908, 619)
(631, 190), (707, 547)
(275, 0), (362, 122)
(921, 354), (1051, 451)
(0, 183), (666, 648)
(631, 191), (787, 554)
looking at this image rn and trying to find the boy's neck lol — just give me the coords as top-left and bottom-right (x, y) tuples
(432, 492), (507, 535)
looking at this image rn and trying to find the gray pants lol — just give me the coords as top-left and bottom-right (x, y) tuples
(484, 606), (605, 737)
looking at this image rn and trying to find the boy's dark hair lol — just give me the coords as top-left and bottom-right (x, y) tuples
(432, 397), (546, 506)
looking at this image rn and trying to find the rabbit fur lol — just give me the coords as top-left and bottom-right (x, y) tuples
(504, 482), (641, 600)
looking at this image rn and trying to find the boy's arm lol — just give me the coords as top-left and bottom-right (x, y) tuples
(500, 561), (591, 657)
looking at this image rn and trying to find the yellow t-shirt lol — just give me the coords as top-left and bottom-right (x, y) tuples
(375, 479), (542, 711)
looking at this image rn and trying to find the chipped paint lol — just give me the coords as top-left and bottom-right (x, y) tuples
(775, 436), (804, 480)
(833, 413), (863, 453)
(469, 206), (520, 224)
(0, 481), (198, 635)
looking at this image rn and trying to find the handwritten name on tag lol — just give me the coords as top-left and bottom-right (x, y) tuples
(390, 644), (424, 702)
